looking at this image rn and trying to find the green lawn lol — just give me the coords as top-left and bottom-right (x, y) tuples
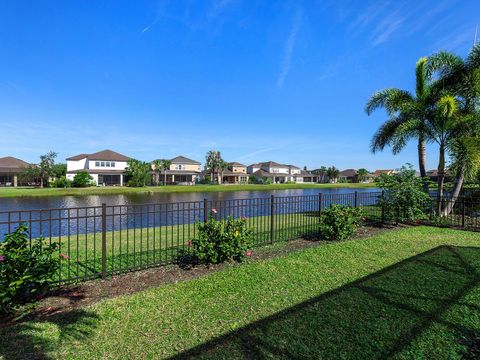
(2, 226), (480, 359)
(0, 182), (376, 198)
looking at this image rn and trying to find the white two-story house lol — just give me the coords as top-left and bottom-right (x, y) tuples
(66, 149), (130, 186)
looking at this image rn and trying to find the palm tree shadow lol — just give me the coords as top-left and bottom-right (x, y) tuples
(0, 309), (99, 360)
(172, 245), (480, 359)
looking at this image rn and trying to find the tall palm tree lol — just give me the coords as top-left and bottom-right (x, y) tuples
(151, 159), (162, 186)
(357, 168), (369, 183)
(426, 44), (480, 214)
(326, 166), (339, 183)
(219, 159), (228, 185)
(161, 159), (172, 186)
(365, 57), (433, 190)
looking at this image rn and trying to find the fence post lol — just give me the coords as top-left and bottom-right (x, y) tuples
(318, 193), (323, 220)
(381, 190), (385, 223)
(354, 191), (358, 208)
(270, 194), (275, 244)
(203, 198), (208, 223)
(101, 203), (107, 279)
(462, 194), (466, 228)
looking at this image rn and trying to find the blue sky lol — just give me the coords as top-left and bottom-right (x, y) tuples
(0, 0), (478, 171)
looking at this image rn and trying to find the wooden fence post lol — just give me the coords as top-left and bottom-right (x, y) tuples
(101, 203), (107, 279)
(270, 195), (275, 244)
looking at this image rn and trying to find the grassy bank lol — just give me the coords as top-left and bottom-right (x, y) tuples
(2, 226), (480, 359)
(0, 183), (377, 198)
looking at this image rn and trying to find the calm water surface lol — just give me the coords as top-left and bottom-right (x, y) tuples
(0, 187), (379, 212)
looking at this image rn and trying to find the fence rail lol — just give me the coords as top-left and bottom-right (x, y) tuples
(2, 190), (478, 284)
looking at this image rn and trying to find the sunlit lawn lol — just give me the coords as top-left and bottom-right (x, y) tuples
(0, 182), (376, 198)
(1, 226), (480, 359)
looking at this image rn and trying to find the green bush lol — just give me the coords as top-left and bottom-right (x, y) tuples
(376, 164), (431, 222)
(51, 175), (72, 188)
(319, 204), (363, 241)
(72, 171), (95, 187)
(0, 225), (62, 314)
(190, 211), (254, 264)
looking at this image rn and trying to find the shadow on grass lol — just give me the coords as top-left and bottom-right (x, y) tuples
(0, 309), (99, 360)
(173, 245), (480, 359)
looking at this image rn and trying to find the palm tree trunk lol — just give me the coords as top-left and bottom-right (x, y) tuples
(436, 142), (446, 215)
(417, 135), (428, 193)
(164, 170), (167, 186)
(441, 167), (464, 216)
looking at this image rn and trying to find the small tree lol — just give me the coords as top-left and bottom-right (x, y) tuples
(161, 159), (172, 185)
(38, 151), (57, 188)
(357, 168), (369, 183)
(125, 159), (151, 187)
(72, 171), (94, 187)
(326, 166), (340, 183)
(18, 165), (41, 186)
(205, 150), (223, 184)
(376, 164), (431, 222)
(151, 159), (162, 185)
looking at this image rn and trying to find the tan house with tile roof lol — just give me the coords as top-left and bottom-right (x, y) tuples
(222, 162), (248, 184)
(153, 156), (202, 185)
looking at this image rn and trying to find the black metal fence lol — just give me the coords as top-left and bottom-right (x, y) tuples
(3, 190), (477, 284)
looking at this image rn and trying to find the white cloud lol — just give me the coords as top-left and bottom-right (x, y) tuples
(277, 8), (303, 89)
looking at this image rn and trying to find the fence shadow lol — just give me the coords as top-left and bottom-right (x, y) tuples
(172, 245), (480, 359)
(0, 309), (99, 360)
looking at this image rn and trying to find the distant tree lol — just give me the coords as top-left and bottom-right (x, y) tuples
(303, 166), (307, 171)
(205, 150), (223, 184)
(326, 166), (340, 183)
(151, 159), (162, 185)
(160, 159), (171, 185)
(72, 171), (94, 188)
(357, 168), (369, 183)
(18, 165), (41, 186)
(125, 159), (151, 187)
(219, 159), (228, 184)
(313, 166), (328, 183)
(51, 163), (67, 179)
(38, 151), (57, 188)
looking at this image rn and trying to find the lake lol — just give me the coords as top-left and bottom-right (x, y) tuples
(0, 187), (379, 212)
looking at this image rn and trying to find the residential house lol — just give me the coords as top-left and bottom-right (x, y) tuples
(339, 169), (358, 183)
(248, 161), (308, 183)
(371, 169), (396, 178)
(66, 149), (130, 186)
(300, 170), (319, 183)
(222, 162), (249, 184)
(161, 156), (201, 185)
(0, 156), (30, 187)
(426, 169), (450, 182)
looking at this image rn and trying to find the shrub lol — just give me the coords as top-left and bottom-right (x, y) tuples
(319, 204), (363, 241)
(72, 171), (95, 187)
(376, 164), (431, 222)
(51, 175), (72, 188)
(0, 225), (61, 314)
(190, 212), (254, 264)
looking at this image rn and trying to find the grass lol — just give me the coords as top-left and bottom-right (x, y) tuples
(51, 205), (382, 282)
(2, 226), (480, 359)
(0, 182), (376, 198)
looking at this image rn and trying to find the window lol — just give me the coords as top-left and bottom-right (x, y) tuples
(106, 162), (111, 167)
(111, 162), (115, 168)
(95, 162), (100, 167)
(101, 162), (105, 167)
(175, 164), (184, 170)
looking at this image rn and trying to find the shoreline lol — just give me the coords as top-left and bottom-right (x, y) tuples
(0, 183), (377, 199)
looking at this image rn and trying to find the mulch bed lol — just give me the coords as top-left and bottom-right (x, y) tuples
(1, 224), (399, 326)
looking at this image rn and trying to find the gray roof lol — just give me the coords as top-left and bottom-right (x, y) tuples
(170, 156), (201, 165)
(228, 162), (246, 167)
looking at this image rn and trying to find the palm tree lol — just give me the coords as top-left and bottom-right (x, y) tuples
(357, 168), (369, 183)
(426, 44), (480, 214)
(219, 159), (228, 185)
(151, 159), (162, 186)
(160, 159), (172, 185)
(326, 166), (339, 183)
(365, 57), (434, 191)
(205, 150), (222, 184)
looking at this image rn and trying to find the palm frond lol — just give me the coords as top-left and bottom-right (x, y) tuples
(370, 117), (405, 153)
(365, 89), (413, 115)
(426, 51), (463, 79)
